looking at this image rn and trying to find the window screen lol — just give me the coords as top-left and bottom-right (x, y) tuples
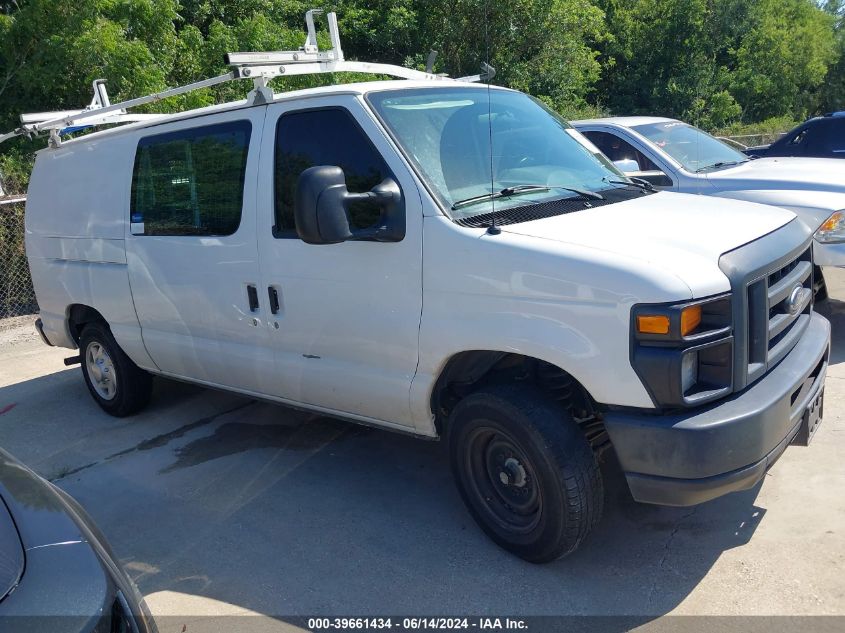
(131, 120), (251, 236)
(274, 108), (390, 237)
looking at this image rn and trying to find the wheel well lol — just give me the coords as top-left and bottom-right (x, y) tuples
(431, 351), (609, 453)
(67, 304), (107, 344)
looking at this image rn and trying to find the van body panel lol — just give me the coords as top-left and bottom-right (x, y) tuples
(255, 95), (424, 428)
(123, 107), (275, 394)
(27, 236), (127, 264)
(27, 136), (137, 239)
(410, 215), (685, 431)
(25, 135), (154, 367)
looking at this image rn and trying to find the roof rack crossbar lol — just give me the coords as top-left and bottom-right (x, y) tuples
(0, 9), (486, 151)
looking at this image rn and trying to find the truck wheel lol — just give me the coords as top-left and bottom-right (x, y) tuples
(79, 322), (152, 417)
(814, 266), (828, 302)
(447, 384), (603, 563)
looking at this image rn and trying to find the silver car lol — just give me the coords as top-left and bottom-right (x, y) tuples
(572, 117), (845, 298)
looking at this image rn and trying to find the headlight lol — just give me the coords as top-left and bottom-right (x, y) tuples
(631, 295), (733, 407)
(815, 210), (845, 244)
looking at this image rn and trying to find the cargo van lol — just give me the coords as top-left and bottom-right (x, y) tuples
(15, 12), (830, 562)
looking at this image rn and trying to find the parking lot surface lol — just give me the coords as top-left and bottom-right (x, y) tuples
(1, 273), (844, 631)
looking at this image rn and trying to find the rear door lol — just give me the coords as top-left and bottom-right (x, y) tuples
(254, 96), (423, 428)
(804, 119), (845, 159)
(125, 107), (276, 393)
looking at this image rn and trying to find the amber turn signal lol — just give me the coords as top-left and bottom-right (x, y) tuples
(680, 305), (702, 336)
(637, 315), (670, 335)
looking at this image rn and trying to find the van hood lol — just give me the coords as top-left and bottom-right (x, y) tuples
(498, 191), (796, 296)
(707, 157), (845, 193)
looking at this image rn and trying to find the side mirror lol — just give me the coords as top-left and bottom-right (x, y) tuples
(612, 158), (640, 173)
(294, 166), (404, 245)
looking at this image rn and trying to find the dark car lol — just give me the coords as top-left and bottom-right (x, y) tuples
(745, 112), (845, 159)
(0, 448), (155, 633)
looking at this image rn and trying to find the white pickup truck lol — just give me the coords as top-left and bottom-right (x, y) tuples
(572, 117), (845, 298)
(15, 14), (831, 562)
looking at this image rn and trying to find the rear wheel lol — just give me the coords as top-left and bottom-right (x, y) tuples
(79, 322), (152, 417)
(447, 384), (603, 563)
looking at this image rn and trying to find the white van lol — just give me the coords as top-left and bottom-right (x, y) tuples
(19, 14), (830, 562)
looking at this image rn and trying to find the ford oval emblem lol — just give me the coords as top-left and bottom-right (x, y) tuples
(786, 285), (811, 316)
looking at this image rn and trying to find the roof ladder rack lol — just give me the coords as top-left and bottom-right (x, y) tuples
(0, 9), (493, 153)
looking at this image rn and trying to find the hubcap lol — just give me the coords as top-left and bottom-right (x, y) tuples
(465, 426), (542, 533)
(85, 342), (117, 401)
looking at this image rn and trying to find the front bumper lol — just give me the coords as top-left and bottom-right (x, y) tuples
(605, 311), (830, 506)
(813, 239), (845, 268)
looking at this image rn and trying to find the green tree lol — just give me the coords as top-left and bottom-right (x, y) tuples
(597, 0), (758, 127)
(729, 0), (837, 120)
(819, 0), (845, 112)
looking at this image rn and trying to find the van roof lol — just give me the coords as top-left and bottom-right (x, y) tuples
(49, 80), (501, 150)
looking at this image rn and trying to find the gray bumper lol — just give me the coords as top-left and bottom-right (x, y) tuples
(605, 312), (830, 506)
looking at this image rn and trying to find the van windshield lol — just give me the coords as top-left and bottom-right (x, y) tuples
(367, 88), (625, 220)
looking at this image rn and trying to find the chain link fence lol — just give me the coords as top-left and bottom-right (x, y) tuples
(0, 202), (38, 318)
(717, 132), (786, 151)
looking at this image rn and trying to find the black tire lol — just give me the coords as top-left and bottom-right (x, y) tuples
(79, 321), (152, 417)
(814, 265), (828, 303)
(447, 384), (603, 563)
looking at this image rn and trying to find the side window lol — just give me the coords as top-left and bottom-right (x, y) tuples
(274, 108), (392, 238)
(131, 120), (251, 236)
(788, 128), (809, 146)
(583, 131), (660, 172)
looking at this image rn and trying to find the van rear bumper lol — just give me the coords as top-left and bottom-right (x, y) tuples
(604, 312), (830, 506)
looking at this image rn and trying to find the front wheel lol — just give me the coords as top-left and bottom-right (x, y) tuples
(80, 322), (152, 417)
(447, 384), (603, 563)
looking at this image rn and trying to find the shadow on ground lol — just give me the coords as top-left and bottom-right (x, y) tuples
(0, 365), (768, 620)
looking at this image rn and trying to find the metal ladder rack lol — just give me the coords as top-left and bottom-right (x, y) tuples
(0, 9), (488, 153)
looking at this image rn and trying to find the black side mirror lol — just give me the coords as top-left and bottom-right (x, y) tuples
(294, 165), (404, 245)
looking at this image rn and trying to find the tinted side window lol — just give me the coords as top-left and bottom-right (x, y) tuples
(583, 131), (659, 171)
(787, 128), (809, 147)
(131, 121), (251, 236)
(274, 108), (391, 237)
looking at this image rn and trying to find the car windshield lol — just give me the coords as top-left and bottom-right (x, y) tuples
(367, 87), (625, 219)
(632, 121), (748, 172)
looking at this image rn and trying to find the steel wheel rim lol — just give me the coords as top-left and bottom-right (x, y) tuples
(464, 424), (542, 534)
(85, 341), (117, 401)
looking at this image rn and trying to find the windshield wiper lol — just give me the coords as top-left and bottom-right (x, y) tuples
(451, 185), (604, 210)
(604, 178), (656, 192)
(694, 159), (749, 173)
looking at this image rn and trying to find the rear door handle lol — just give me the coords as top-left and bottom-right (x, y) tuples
(247, 284), (259, 312)
(268, 286), (280, 315)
